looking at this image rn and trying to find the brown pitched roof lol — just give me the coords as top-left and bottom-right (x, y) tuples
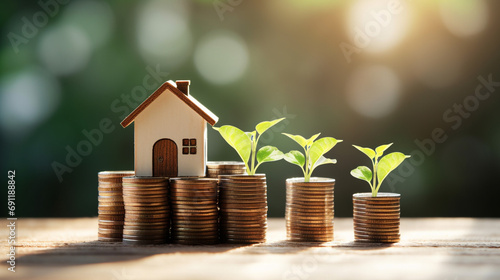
(120, 81), (218, 128)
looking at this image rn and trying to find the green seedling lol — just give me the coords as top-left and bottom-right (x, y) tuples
(281, 133), (342, 182)
(350, 143), (410, 197)
(213, 118), (285, 175)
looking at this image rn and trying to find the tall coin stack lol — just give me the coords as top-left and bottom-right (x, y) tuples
(353, 193), (400, 243)
(285, 178), (335, 242)
(170, 178), (219, 245)
(206, 161), (246, 178)
(219, 174), (267, 244)
(98, 171), (134, 242)
(122, 176), (169, 245)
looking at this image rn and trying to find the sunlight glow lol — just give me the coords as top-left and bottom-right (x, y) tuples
(347, 0), (410, 53)
(439, 0), (488, 37)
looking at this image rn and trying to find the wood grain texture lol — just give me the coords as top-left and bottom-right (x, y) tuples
(120, 80), (218, 127)
(152, 138), (177, 177)
(1, 218), (499, 280)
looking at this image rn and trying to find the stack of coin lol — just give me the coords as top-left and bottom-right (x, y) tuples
(122, 176), (169, 245)
(206, 161), (246, 178)
(285, 178), (335, 242)
(219, 174), (267, 244)
(98, 171), (134, 242)
(353, 192), (400, 243)
(170, 178), (219, 245)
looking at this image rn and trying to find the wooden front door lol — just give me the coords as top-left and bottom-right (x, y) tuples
(153, 139), (178, 177)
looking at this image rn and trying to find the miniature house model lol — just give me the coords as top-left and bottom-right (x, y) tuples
(120, 80), (218, 177)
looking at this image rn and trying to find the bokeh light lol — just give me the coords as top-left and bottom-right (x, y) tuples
(136, 0), (191, 70)
(346, 65), (401, 118)
(0, 68), (60, 137)
(439, 0), (488, 37)
(1, 1), (499, 219)
(194, 30), (249, 85)
(38, 25), (92, 76)
(61, 0), (115, 49)
(347, 0), (410, 53)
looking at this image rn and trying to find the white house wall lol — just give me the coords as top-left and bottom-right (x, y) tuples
(134, 89), (206, 177)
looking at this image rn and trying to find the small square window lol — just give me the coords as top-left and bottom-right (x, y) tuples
(182, 138), (197, 155)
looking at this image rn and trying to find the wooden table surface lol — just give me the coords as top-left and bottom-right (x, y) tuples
(1, 218), (499, 280)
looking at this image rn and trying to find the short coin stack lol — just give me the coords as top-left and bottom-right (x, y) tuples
(206, 161), (246, 178)
(285, 178), (335, 242)
(98, 171), (134, 242)
(122, 176), (169, 245)
(170, 178), (219, 245)
(219, 174), (267, 244)
(353, 192), (400, 243)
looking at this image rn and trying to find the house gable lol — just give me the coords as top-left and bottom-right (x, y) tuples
(120, 80), (218, 128)
(134, 90), (207, 176)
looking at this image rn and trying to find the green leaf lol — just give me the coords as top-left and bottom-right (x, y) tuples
(311, 156), (337, 171)
(306, 133), (321, 146)
(245, 131), (256, 142)
(353, 145), (376, 160)
(375, 143), (393, 158)
(282, 133), (307, 148)
(214, 125), (251, 164)
(350, 166), (372, 183)
(257, 146), (284, 164)
(256, 118), (285, 135)
(376, 152), (410, 187)
(283, 150), (305, 167)
(309, 137), (342, 168)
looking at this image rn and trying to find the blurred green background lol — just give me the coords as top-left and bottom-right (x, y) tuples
(1, 0), (499, 218)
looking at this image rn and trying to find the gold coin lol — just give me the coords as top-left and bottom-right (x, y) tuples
(353, 207), (400, 213)
(286, 219), (332, 225)
(98, 187), (122, 192)
(353, 221), (400, 229)
(98, 210), (125, 215)
(172, 236), (219, 241)
(354, 228), (400, 236)
(123, 198), (167, 204)
(354, 214), (400, 220)
(220, 215), (266, 220)
(98, 215), (125, 221)
(98, 237), (122, 242)
(122, 239), (166, 245)
(98, 219), (124, 224)
(219, 203), (267, 209)
(98, 196), (123, 202)
(207, 161), (245, 167)
(123, 228), (168, 235)
(98, 233), (123, 238)
(123, 226), (167, 231)
(98, 203), (124, 208)
(98, 206), (124, 211)
(171, 205), (217, 211)
(98, 223), (123, 229)
(124, 206), (169, 211)
(123, 202), (167, 207)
